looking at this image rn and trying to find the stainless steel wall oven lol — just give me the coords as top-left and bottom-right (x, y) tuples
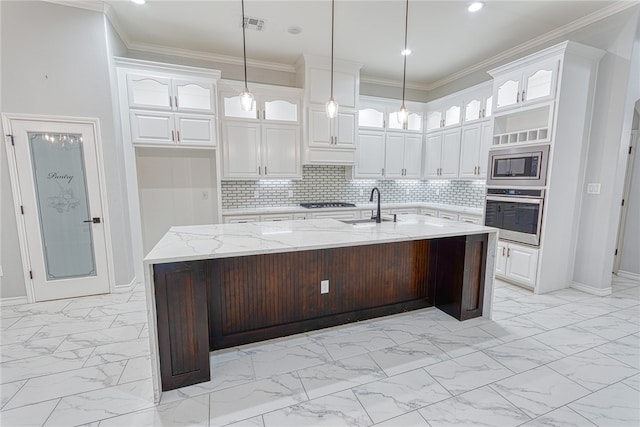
(484, 188), (544, 246)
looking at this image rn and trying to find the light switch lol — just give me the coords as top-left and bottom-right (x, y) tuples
(587, 183), (601, 194)
(321, 280), (329, 294)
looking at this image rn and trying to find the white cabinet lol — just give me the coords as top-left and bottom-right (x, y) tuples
(424, 128), (461, 178)
(438, 211), (459, 221)
(310, 210), (359, 220)
(459, 121), (493, 178)
(127, 74), (216, 114)
(493, 58), (559, 113)
(356, 131), (385, 178)
(222, 122), (300, 179)
(463, 87), (493, 124)
(308, 68), (358, 108)
(359, 98), (423, 132)
(420, 208), (438, 217)
(426, 98), (462, 132)
(384, 133), (423, 178)
(309, 106), (357, 149)
(496, 241), (539, 288)
(223, 213), (294, 223)
(459, 214), (482, 224)
(221, 91), (299, 124)
(130, 111), (215, 146)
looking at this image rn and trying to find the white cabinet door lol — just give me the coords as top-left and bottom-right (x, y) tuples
(443, 104), (462, 128)
(464, 96), (484, 124)
(459, 215), (481, 224)
(420, 208), (437, 217)
(522, 59), (558, 105)
(403, 135), (423, 178)
(260, 213), (294, 221)
(129, 110), (175, 145)
(495, 241), (507, 277)
(424, 133), (442, 178)
(384, 133), (405, 178)
(224, 215), (260, 223)
(221, 93), (258, 120)
(441, 128), (461, 178)
(127, 74), (172, 111)
(335, 111), (357, 148)
(506, 243), (539, 288)
(175, 114), (216, 147)
(426, 110), (443, 132)
(263, 97), (299, 123)
(356, 131), (385, 178)
(309, 68), (357, 108)
(222, 122), (261, 178)
(478, 121), (493, 178)
(172, 79), (215, 113)
(359, 107), (385, 129)
(438, 211), (459, 221)
(459, 124), (481, 179)
(309, 106), (331, 147)
(494, 71), (522, 112)
(262, 125), (300, 178)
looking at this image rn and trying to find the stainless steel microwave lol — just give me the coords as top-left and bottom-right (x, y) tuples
(486, 144), (550, 187)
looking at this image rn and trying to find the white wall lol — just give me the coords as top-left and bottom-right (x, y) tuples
(619, 122), (639, 276)
(0, 1), (134, 298)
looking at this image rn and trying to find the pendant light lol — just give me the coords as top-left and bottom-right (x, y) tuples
(239, 0), (254, 111)
(397, 0), (410, 125)
(326, 0), (338, 118)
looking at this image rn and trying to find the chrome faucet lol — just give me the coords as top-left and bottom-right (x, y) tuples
(370, 187), (381, 223)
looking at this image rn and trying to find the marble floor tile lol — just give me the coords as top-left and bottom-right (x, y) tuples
(139, 324), (149, 339)
(560, 298), (622, 318)
(491, 365), (590, 418)
(0, 379), (26, 409)
(61, 292), (133, 311)
(573, 313), (640, 341)
(56, 324), (145, 352)
(533, 325), (609, 356)
(594, 334), (640, 369)
(483, 337), (564, 373)
(479, 316), (549, 343)
(0, 399), (60, 427)
(234, 334), (317, 357)
(251, 342), (332, 379)
(431, 312), (492, 334)
(225, 415), (264, 426)
(0, 347), (93, 384)
(99, 393), (210, 427)
(352, 368), (450, 424)
(83, 337), (150, 367)
(366, 315), (450, 344)
(368, 338), (450, 377)
(547, 349), (638, 391)
(262, 390), (372, 427)
(0, 316), (22, 330)
(111, 311), (148, 327)
(119, 354), (153, 384)
(320, 329), (397, 361)
(3, 360), (127, 409)
(44, 378), (155, 426)
(599, 295), (640, 309)
(372, 411), (429, 426)
(493, 286), (532, 300)
(7, 307), (92, 330)
(33, 315), (117, 339)
(615, 286), (640, 299)
(622, 373), (640, 391)
(208, 373), (307, 427)
(0, 325), (43, 346)
(520, 406), (597, 427)
(0, 299), (72, 318)
(518, 306), (589, 330)
(547, 288), (594, 303)
(609, 305), (640, 324)
(569, 382), (640, 427)
(87, 300), (148, 318)
(424, 351), (513, 396)
(489, 299), (533, 320)
(418, 386), (530, 427)
(297, 354), (386, 400)
(0, 335), (66, 363)
(427, 327), (501, 358)
(512, 294), (568, 312)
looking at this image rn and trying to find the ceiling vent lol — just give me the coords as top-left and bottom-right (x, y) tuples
(243, 17), (266, 31)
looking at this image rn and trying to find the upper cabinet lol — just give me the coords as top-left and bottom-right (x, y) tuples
(359, 97), (423, 132)
(308, 68), (358, 108)
(116, 58), (221, 149)
(492, 58), (559, 113)
(425, 98), (462, 132)
(127, 74), (216, 114)
(221, 92), (299, 124)
(462, 85), (493, 124)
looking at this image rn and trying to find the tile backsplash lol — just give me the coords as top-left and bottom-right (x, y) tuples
(221, 165), (485, 209)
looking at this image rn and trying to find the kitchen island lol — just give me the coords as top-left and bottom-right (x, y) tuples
(143, 215), (498, 401)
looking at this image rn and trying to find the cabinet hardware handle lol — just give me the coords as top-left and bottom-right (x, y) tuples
(474, 166), (477, 175)
(169, 96), (173, 108)
(477, 166), (481, 175)
(176, 131), (180, 142)
(383, 120), (386, 128)
(479, 110), (482, 119)
(382, 168), (385, 175)
(507, 248), (511, 257)
(517, 91), (520, 103)
(264, 166), (267, 175)
(502, 247), (506, 256)
(481, 108), (485, 118)
(258, 166), (261, 175)
(263, 110), (266, 120)
(522, 90), (526, 102)
(175, 96), (178, 109)
(171, 130), (175, 141)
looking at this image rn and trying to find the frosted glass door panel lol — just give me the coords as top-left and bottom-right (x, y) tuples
(426, 111), (442, 131)
(127, 75), (171, 110)
(359, 108), (384, 128)
(496, 78), (520, 110)
(407, 113), (423, 131)
(465, 99), (482, 122)
(223, 95), (257, 119)
(174, 80), (214, 112)
(29, 132), (96, 280)
(444, 105), (461, 127)
(485, 96), (493, 117)
(264, 99), (298, 122)
(524, 65), (556, 102)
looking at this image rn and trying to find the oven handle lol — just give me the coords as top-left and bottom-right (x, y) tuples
(486, 196), (543, 205)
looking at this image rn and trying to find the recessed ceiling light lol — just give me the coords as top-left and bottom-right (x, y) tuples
(468, 2), (484, 12)
(287, 26), (302, 35)
(401, 49), (412, 56)
(131, 0), (146, 4)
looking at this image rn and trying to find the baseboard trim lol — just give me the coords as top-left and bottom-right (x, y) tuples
(113, 276), (137, 293)
(0, 296), (29, 307)
(571, 281), (612, 296)
(617, 271), (640, 281)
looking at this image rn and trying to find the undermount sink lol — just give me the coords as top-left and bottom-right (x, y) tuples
(340, 217), (394, 225)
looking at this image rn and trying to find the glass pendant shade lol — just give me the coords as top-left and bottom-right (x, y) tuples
(397, 104), (409, 124)
(326, 97), (338, 119)
(239, 87), (254, 111)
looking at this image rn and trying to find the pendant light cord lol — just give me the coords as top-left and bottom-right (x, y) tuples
(330, 0), (335, 99)
(242, 0), (248, 89)
(401, 0), (408, 105)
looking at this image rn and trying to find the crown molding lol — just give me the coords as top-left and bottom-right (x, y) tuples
(360, 75), (431, 92)
(42, 0), (104, 13)
(127, 41), (297, 73)
(103, 2), (132, 47)
(427, 0), (639, 90)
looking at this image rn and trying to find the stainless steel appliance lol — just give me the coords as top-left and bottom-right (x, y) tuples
(487, 144), (550, 187)
(485, 188), (544, 246)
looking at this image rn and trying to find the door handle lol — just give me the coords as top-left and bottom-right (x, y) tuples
(502, 247), (506, 256)
(507, 248), (511, 257)
(83, 217), (101, 224)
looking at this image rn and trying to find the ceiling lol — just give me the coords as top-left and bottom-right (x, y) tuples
(101, 0), (626, 89)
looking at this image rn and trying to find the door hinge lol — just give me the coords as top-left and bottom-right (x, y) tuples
(20, 205), (24, 215)
(29, 270), (33, 280)
(6, 134), (15, 146)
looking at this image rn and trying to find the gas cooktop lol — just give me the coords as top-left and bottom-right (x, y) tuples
(300, 202), (357, 209)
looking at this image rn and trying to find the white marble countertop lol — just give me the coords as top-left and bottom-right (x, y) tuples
(145, 214), (497, 264)
(221, 202), (484, 216)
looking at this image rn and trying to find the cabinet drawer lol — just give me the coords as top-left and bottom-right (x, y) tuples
(459, 215), (481, 224)
(438, 212), (459, 221)
(223, 215), (260, 223)
(311, 211), (359, 220)
(260, 214), (294, 222)
(420, 208), (438, 217)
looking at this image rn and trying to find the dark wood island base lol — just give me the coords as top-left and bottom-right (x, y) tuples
(152, 234), (489, 391)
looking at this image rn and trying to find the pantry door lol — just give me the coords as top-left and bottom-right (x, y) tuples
(5, 118), (111, 301)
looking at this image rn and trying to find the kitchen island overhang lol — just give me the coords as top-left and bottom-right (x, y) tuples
(143, 215), (498, 402)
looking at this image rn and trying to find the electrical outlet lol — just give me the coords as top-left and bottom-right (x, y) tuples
(254, 190), (260, 199)
(587, 183), (601, 194)
(321, 279), (329, 294)
(288, 190), (293, 198)
(359, 189), (363, 196)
